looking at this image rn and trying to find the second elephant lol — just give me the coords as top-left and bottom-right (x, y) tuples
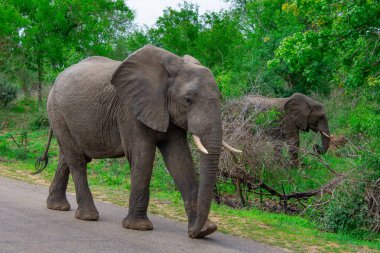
(230, 93), (330, 165)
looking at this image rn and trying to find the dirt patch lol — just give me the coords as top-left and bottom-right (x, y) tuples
(0, 164), (48, 185)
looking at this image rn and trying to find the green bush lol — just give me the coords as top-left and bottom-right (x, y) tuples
(345, 105), (380, 137)
(216, 70), (252, 98)
(0, 83), (17, 106)
(0, 140), (8, 155)
(316, 150), (379, 238)
(29, 112), (50, 130)
(10, 98), (38, 113)
(333, 88), (380, 149)
(320, 181), (370, 235)
(0, 131), (28, 160)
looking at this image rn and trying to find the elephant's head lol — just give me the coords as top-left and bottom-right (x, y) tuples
(284, 93), (330, 154)
(111, 45), (235, 238)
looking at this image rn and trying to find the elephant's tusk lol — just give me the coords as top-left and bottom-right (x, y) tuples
(320, 131), (330, 138)
(192, 135), (209, 154)
(222, 141), (243, 153)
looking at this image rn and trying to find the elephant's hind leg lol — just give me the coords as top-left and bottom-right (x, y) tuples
(48, 105), (99, 220)
(47, 151), (70, 211)
(68, 156), (99, 221)
(52, 119), (99, 221)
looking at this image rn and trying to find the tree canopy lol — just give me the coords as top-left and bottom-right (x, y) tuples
(0, 0), (134, 101)
(1, 0), (379, 99)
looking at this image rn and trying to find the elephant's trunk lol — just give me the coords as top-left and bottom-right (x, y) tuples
(317, 121), (330, 154)
(188, 130), (221, 239)
(320, 130), (330, 154)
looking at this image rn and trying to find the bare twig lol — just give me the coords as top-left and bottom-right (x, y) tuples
(9, 135), (22, 149)
(304, 149), (340, 176)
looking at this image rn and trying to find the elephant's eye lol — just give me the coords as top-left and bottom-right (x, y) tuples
(184, 95), (192, 105)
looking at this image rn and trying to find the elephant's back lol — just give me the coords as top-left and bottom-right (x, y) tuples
(223, 94), (287, 125)
(225, 94), (281, 113)
(243, 94), (286, 111)
(53, 56), (121, 96)
(48, 56), (122, 114)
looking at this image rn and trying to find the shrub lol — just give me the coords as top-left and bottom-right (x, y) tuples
(320, 181), (370, 235)
(311, 149), (380, 237)
(0, 131), (28, 160)
(345, 105), (380, 137)
(29, 112), (50, 130)
(0, 83), (17, 106)
(10, 98), (38, 113)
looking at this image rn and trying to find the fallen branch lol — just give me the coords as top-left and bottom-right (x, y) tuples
(220, 168), (346, 201)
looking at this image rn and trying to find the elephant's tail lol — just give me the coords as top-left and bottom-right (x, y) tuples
(32, 127), (53, 174)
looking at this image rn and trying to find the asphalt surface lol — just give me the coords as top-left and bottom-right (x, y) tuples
(0, 177), (286, 253)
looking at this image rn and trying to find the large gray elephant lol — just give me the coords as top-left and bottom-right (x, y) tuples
(237, 93), (330, 165)
(36, 45), (240, 238)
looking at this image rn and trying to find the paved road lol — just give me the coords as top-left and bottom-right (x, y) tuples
(0, 177), (285, 253)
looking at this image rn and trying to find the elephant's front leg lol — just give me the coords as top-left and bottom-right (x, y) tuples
(288, 133), (300, 166)
(273, 139), (284, 163)
(158, 128), (217, 237)
(123, 140), (156, 231)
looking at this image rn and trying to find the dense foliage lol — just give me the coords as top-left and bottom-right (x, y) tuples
(123, 0), (380, 97)
(1, 0), (379, 242)
(2, 0), (379, 98)
(0, 76), (17, 106)
(0, 0), (134, 102)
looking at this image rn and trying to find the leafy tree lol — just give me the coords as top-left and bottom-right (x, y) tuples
(149, 2), (202, 57)
(1, 0), (134, 103)
(269, 0), (380, 92)
(200, 11), (243, 69)
(214, 0), (304, 96)
(115, 28), (151, 60)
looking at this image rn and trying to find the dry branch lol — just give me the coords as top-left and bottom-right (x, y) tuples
(366, 179), (380, 232)
(220, 167), (346, 201)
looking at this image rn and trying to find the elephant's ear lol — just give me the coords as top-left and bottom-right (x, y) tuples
(183, 55), (201, 65)
(284, 93), (311, 130)
(111, 45), (183, 132)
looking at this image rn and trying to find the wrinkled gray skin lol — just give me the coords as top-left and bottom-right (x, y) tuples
(45, 45), (222, 238)
(242, 93), (330, 165)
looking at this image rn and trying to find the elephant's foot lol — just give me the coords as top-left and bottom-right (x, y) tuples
(188, 220), (217, 239)
(122, 215), (153, 231)
(47, 195), (71, 211)
(75, 205), (99, 221)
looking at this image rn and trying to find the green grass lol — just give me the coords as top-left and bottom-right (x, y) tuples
(0, 97), (379, 253)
